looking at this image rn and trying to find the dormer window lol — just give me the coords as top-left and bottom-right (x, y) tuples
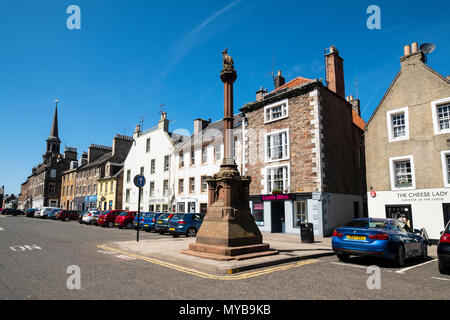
(264, 99), (289, 123)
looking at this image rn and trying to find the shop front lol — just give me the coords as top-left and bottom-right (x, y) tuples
(84, 195), (97, 211)
(368, 188), (450, 241)
(74, 197), (84, 211)
(251, 192), (364, 237)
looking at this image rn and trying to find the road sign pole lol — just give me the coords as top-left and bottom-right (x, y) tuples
(137, 186), (141, 242)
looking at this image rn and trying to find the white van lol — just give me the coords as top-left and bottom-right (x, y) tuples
(35, 207), (59, 218)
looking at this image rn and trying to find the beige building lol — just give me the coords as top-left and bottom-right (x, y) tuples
(365, 42), (450, 240)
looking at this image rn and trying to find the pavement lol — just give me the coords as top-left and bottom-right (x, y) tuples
(100, 232), (335, 275)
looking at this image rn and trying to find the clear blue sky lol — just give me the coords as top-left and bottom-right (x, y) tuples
(1, 0), (449, 195)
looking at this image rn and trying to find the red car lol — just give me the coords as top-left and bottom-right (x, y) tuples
(97, 210), (124, 228)
(114, 211), (137, 229)
(56, 210), (81, 222)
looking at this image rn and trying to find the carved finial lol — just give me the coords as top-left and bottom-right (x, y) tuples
(222, 48), (234, 70)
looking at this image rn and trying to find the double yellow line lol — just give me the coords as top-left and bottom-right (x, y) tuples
(97, 244), (318, 280)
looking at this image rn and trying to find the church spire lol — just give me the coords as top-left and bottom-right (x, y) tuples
(50, 99), (59, 138)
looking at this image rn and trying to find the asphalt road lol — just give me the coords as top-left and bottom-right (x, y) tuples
(0, 215), (448, 300)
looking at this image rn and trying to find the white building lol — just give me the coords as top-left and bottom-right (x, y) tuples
(173, 115), (244, 214)
(122, 112), (187, 212)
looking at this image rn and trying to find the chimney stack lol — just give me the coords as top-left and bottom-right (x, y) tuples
(194, 119), (210, 135)
(350, 96), (361, 116)
(158, 112), (169, 132)
(325, 46), (345, 98)
(256, 86), (267, 101)
(274, 70), (285, 89)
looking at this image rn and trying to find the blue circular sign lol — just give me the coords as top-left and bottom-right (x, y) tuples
(133, 175), (146, 188)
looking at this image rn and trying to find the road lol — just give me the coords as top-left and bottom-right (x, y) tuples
(0, 215), (448, 300)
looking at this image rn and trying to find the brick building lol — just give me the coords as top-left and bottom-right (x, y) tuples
(365, 42), (450, 240)
(240, 46), (366, 237)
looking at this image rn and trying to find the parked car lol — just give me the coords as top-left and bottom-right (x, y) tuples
(82, 211), (99, 225)
(142, 212), (164, 232)
(25, 208), (39, 217)
(332, 218), (429, 266)
(56, 210), (81, 222)
(97, 210), (124, 228)
(78, 212), (89, 224)
(48, 209), (61, 220)
(153, 213), (175, 234)
(133, 212), (149, 230)
(168, 213), (204, 237)
(36, 207), (59, 219)
(438, 221), (450, 274)
(115, 211), (137, 229)
(1, 208), (24, 216)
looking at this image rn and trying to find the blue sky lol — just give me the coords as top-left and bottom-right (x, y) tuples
(1, 0), (449, 195)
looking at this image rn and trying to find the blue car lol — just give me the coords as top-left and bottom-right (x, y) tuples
(168, 213), (205, 237)
(48, 209), (61, 220)
(142, 212), (164, 232)
(133, 212), (150, 229)
(332, 218), (429, 266)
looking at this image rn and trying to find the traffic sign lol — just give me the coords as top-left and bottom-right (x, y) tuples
(134, 175), (146, 188)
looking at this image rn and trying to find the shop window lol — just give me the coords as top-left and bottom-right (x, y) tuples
(155, 204), (161, 212)
(178, 202), (185, 213)
(294, 201), (307, 227)
(253, 201), (264, 226)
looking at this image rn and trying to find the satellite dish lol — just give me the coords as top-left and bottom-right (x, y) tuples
(420, 43), (436, 54)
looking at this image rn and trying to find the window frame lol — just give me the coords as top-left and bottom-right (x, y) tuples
(265, 163), (290, 194)
(264, 99), (289, 124)
(264, 128), (290, 163)
(386, 107), (409, 142)
(432, 97), (450, 135)
(440, 150), (450, 188)
(389, 155), (416, 191)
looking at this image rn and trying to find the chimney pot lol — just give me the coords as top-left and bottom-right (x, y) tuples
(411, 42), (418, 53)
(274, 70), (285, 90)
(404, 45), (411, 56)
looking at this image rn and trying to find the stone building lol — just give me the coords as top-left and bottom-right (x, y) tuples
(61, 135), (133, 211)
(19, 102), (77, 209)
(365, 42), (450, 241)
(240, 46), (366, 237)
(172, 115), (243, 214)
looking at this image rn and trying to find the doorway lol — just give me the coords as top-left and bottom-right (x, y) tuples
(385, 205), (413, 229)
(442, 203), (450, 227)
(271, 201), (285, 233)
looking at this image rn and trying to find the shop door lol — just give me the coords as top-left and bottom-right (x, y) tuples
(271, 202), (285, 233)
(443, 204), (450, 227)
(200, 203), (208, 215)
(385, 205), (413, 229)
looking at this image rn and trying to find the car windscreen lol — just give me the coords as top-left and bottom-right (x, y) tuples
(344, 220), (388, 229)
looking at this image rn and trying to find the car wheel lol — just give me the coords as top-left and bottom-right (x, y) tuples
(144, 229), (150, 233)
(337, 252), (350, 262)
(126, 222), (132, 229)
(159, 230), (164, 234)
(64, 217), (69, 222)
(438, 260), (450, 275)
(396, 244), (406, 267)
(108, 222), (113, 228)
(186, 228), (197, 237)
(421, 244), (428, 260)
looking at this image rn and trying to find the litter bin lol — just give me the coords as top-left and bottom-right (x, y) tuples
(300, 222), (314, 243)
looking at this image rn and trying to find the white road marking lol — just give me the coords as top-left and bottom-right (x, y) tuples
(0, 227), (4, 231)
(9, 244), (42, 252)
(395, 259), (437, 274)
(432, 277), (450, 282)
(330, 262), (393, 272)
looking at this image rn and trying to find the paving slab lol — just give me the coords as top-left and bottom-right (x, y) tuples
(101, 233), (335, 275)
